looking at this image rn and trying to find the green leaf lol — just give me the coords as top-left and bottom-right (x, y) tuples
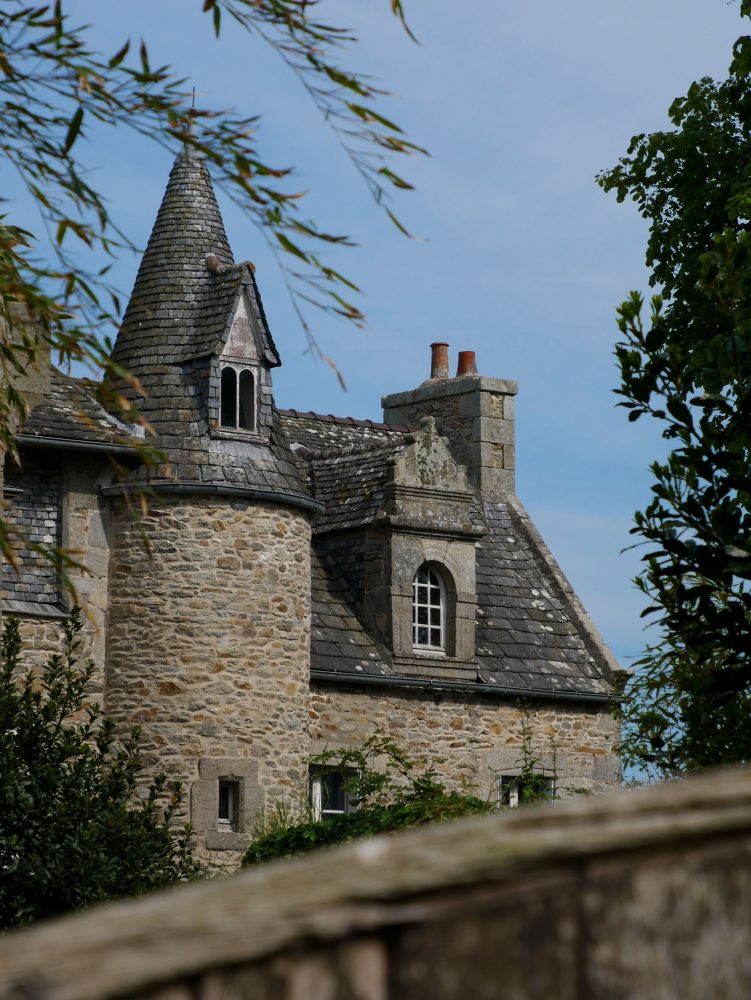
(63, 107), (84, 154)
(275, 232), (309, 262)
(108, 40), (130, 69)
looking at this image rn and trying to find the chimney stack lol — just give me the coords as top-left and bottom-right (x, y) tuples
(383, 342), (517, 498)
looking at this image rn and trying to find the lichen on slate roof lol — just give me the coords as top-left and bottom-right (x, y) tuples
(19, 369), (142, 450)
(306, 441), (406, 533)
(311, 549), (390, 677)
(280, 409), (410, 455)
(474, 502), (611, 696)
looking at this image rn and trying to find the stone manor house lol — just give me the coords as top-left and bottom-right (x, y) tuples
(1, 148), (622, 861)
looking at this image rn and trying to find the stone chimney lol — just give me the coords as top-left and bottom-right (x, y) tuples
(382, 344), (517, 498)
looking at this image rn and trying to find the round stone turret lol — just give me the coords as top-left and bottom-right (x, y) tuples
(103, 148), (317, 861)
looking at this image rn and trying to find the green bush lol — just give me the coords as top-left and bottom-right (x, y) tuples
(0, 610), (201, 929)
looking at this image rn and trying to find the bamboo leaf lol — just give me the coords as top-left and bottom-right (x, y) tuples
(63, 107), (84, 154)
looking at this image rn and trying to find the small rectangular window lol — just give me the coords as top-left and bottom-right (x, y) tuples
(498, 774), (555, 808)
(309, 767), (356, 820)
(218, 779), (239, 830)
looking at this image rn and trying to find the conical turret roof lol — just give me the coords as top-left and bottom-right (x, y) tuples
(105, 148), (312, 508)
(112, 146), (235, 378)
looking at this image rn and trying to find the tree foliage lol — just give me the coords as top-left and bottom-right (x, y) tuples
(597, 6), (751, 775)
(0, 610), (201, 929)
(243, 727), (556, 866)
(0, 0), (422, 576)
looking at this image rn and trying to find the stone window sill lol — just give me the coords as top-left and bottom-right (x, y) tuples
(210, 427), (264, 444)
(206, 829), (250, 852)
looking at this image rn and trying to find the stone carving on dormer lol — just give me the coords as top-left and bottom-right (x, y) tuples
(379, 417), (485, 539)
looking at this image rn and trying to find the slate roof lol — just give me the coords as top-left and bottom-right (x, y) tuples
(288, 410), (613, 697)
(19, 368), (142, 451)
(311, 549), (390, 677)
(113, 148), (279, 376)
(104, 147), (310, 502)
(280, 409), (410, 454)
(305, 441), (406, 533)
(474, 502), (611, 696)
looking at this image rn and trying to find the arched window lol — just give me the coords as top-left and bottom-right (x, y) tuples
(220, 364), (256, 431)
(220, 367), (237, 427)
(238, 369), (255, 430)
(412, 565), (445, 651)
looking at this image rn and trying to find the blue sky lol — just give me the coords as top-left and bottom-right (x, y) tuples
(12, 1), (745, 668)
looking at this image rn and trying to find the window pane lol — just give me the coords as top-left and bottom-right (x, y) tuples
(310, 768), (355, 818)
(412, 564), (446, 650)
(221, 368), (237, 427)
(218, 783), (230, 820)
(238, 369), (255, 430)
(322, 772), (347, 812)
(218, 780), (238, 828)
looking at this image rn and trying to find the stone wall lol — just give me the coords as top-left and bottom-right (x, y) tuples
(105, 494), (313, 861)
(310, 682), (620, 800)
(382, 375), (517, 498)
(1, 451), (114, 688)
(2, 764), (749, 1000)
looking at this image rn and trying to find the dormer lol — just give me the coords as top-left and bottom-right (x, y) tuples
(206, 261), (282, 446)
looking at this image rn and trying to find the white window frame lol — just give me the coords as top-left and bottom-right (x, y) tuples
(412, 565), (446, 652)
(219, 363), (256, 431)
(309, 767), (356, 821)
(497, 774), (555, 809)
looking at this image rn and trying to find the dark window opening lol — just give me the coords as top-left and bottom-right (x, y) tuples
(218, 779), (239, 830)
(238, 369), (255, 430)
(220, 367), (237, 428)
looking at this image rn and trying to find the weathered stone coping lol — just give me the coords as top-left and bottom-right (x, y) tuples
(1, 765), (748, 1000)
(99, 481), (324, 515)
(382, 374), (518, 408)
(310, 667), (616, 703)
(16, 434), (139, 456)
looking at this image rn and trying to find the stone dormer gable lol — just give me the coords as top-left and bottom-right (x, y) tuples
(208, 269), (281, 441)
(190, 262), (281, 368)
(380, 417), (484, 538)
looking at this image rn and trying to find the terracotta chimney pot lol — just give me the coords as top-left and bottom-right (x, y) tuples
(456, 350), (478, 377)
(430, 342), (450, 380)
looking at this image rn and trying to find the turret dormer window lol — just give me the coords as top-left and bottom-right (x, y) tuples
(220, 364), (256, 431)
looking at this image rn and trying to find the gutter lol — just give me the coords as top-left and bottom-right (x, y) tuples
(16, 434), (139, 456)
(100, 481), (324, 515)
(310, 668), (617, 704)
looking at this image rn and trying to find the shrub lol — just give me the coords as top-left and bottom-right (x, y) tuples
(0, 610), (201, 929)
